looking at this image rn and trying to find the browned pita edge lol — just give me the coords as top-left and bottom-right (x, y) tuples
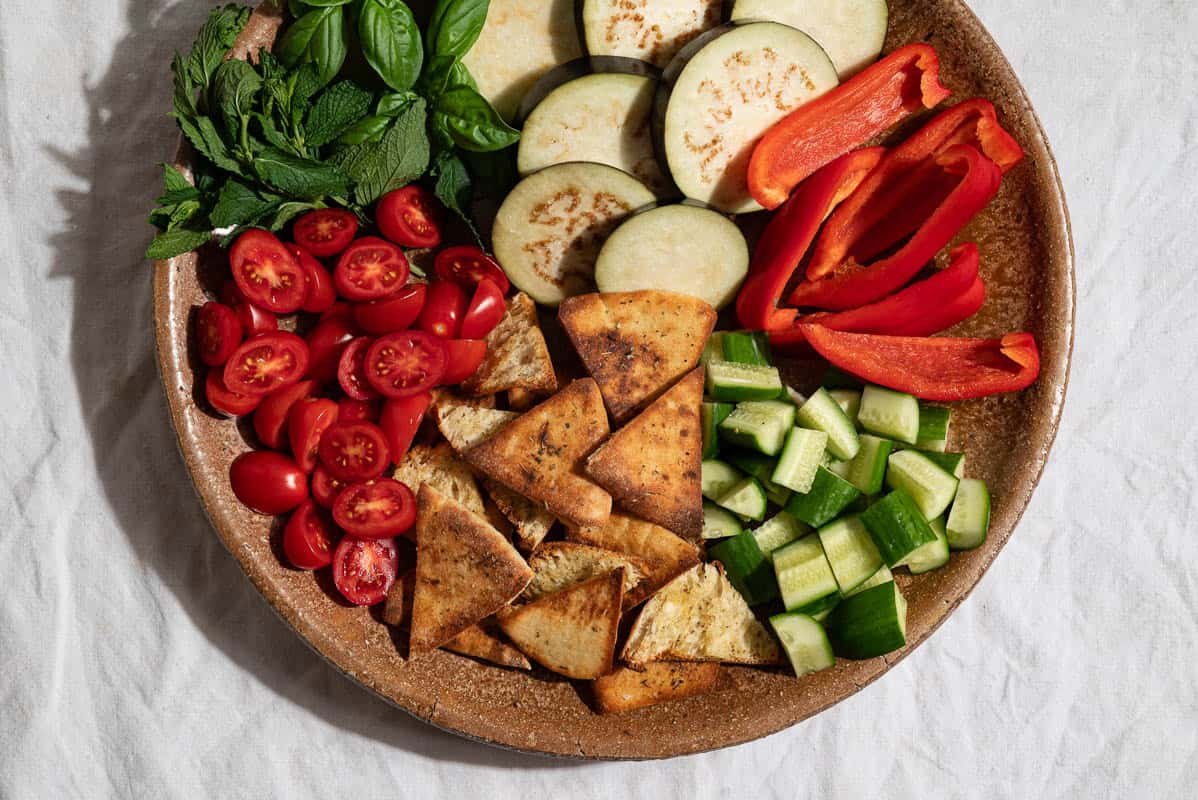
(506, 387), (541, 411)
(591, 661), (723, 714)
(464, 378), (612, 528)
(523, 541), (652, 610)
(585, 368), (705, 539)
(381, 569), (417, 629)
(558, 290), (716, 422)
(497, 569), (624, 680)
(409, 485), (533, 652)
(568, 511), (700, 601)
(462, 292), (558, 396)
(443, 623), (532, 670)
(430, 388), (495, 410)
(392, 442), (486, 519)
(481, 478), (557, 552)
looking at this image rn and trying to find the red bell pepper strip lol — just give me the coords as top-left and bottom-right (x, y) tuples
(747, 43), (951, 210)
(788, 144), (1002, 311)
(800, 325), (1041, 401)
(887, 276), (985, 337)
(735, 148), (886, 331)
(807, 98), (1023, 280)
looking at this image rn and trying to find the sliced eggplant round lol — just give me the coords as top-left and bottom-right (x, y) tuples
(578, 0), (725, 69)
(655, 21), (839, 214)
(729, 0), (889, 78)
(492, 162), (657, 306)
(594, 203), (749, 309)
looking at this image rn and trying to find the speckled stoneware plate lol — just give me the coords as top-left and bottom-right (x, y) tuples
(152, 0), (1073, 759)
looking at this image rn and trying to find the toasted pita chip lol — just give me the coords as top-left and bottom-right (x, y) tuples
(592, 662), (722, 714)
(410, 485), (533, 651)
(430, 388), (495, 410)
(465, 379), (612, 528)
(444, 624), (531, 670)
(481, 479), (557, 552)
(558, 290), (716, 421)
(498, 569), (624, 679)
(506, 387), (541, 411)
(382, 569), (417, 628)
(462, 292), (558, 396)
(524, 542), (651, 609)
(393, 442), (486, 519)
(621, 563), (783, 667)
(569, 511), (701, 599)
(585, 368), (704, 538)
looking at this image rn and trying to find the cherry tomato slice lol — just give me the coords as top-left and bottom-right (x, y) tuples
(231, 229), (308, 313)
(416, 280), (467, 339)
(337, 337), (381, 401)
(379, 392), (431, 465)
(352, 283), (427, 334)
(221, 280), (278, 336)
(458, 279), (505, 340)
(440, 339), (487, 385)
(288, 397), (340, 472)
(283, 500), (339, 570)
(433, 246), (510, 294)
(196, 301), (243, 366)
(377, 186), (443, 249)
(205, 368), (261, 417)
(364, 331), (448, 398)
(332, 536), (398, 606)
(311, 464), (349, 509)
(318, 420), (391, 482)
(288, 243), (337, 314)
(337, 398), (380, 423)
(292, 209), (359, 258)
(229, 450), (309, 514)
(332, 478), (416, 539)
(319, 301), (356, 328)
(335, 236), (410, 302)
(253, 379), (319, 450)
(224, 332), (310, 396)
(304, 318), (356, 383)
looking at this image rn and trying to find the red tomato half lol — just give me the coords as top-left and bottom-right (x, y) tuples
(433, 246), (510, 294)
(332, 536), (398, 606)
(229, 450), (308, 514)
(337, 337), (380, 401)
(311, 464), (349, 509)
(318, 420), (391, 482)
(416, 280), (467, 339)
(334, 236), (410, 302)
(205, 369), (261, 417)
(292, 209), (359, 258)
(332, 478), (416, 539)
(253, 379), (318, 450)
(221, 280), (278, 337)
(196, 301), (243, 366)
(231, 229), (308, 313)
(364, 331), (448, 398)
(352, 283), (427, 334)
(289, 243), (337, 314)
(224, 332), (310, 396)
(288, 397), (340, 472)
(379, 392), (431, 465)
(458, 279), (504, 340)
(319, 301), (355, 328)
(304, 317), (356, 383)
(440, 339), (487, 385)
(377, 186), (442, 249)
(283, 500), (339, 570)
(337, 398), (380, 423)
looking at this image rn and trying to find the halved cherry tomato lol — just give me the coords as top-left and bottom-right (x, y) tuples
(311, 464), (349, 509)
(440, 340), (487, 385)
(288, 397), (340, 472)
(458, 279), (504, 340)
(288, 243), (337, 314)
(224, 332), (310, 397)
(332, 536), (398, 606)
(379, 392), (431, 465)
(337, 337), (380, 401)
(416, 280), (466, 339)
(229, 450), (308, 514)
(319, 301), (356, 328)
(283, 500), (339, 570)
(332, 478), (416, 539)
(231, 229), (308, 313)
(433, 246), (510, 294)
(352, 283), (427, 334)
(334, 236), (410, 302)
(253, 379), (318, 450)
(304, 317), (356, 383)
(221, 280), (278, 336)
(318, 420), (391, 481)
(377, 186), (443, 249)
(205, 369), (261, 417)
(337, 398), (380, 423)
(364, 331), (448, 398)
(196, 301), (243, 366)
(292, 209), (359, 258)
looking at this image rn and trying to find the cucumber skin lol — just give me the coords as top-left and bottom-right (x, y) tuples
(826, 581), (907, 659)
(861, 490), (938, 567)
(840, 434), (894, 495)
(947, 478), (990, 550)
(770, 613), (835, 676)
(785, 467), (861, 527)
(709, 532), (779, 605)
(706, 362), (783, 402)
(722, 331), (774, 366)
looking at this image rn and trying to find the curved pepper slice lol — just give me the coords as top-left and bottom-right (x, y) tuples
(800, 325), (1041, 401)
(789, 144), (1002, 311)
(748, 43), (951, 210)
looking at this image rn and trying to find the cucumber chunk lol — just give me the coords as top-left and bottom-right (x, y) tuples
(860, 490), (938, 567)
(795, 592), (840, 622)
(829, 434), (894, 494)
(828, 388), (862, 427)
(885, 449), (960, 520)
(702, 501), (744, 540)
(825, 581), (907, 659)
(858, 385), (920, 444)
(716, 476), (768, 521)
(718, 400), (795, 456)
(702, 331), (726, 365)
(902, 516), (950, 574)
(752, 511), (809, 561)
(920, 450), (966, 479)
(772, 534), (838, 611)
(701, 459), (743, 501)
(817, 515), (884, 593)
(701, 401), (735, 458)
(722, 331), (773, 366)
(946, 478), (990, 550)
(785, 467), (861, 528)
(771, 428), (828, 493)
(706, 361), (783, 402)
(709, 531), (778, 605)
(844, 564), (893, 598)
(723, 447), (791, 505)
(769, 613), (836, 677)
(797, 387), (861, 460)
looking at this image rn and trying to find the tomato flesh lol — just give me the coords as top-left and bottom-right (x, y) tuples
(337, 398), (380, 423)
(289, 243), (337, 314)
(440, 339), (487, 385)
(335, 236), (410, 301)
(253, 379), (318, 450)
(416, 280), (467, 339)
(434, 246), (510, 294)
(332, 478), (416, 539)
(337, 336), (381, 401)
(458, 279), (505, 340)
(352, 283), (427, 334)
(332, 536), (399, 606)
(379, 392), (431, 465)
(364, 331), (448, 398)
(221, 280), (278, 337)
(231, 229), (308, 313)
(205, 368), (261, 417)
(229, 450), (309, 514)
(288, 397), (340, 472)
(292, 209), (359, 258)
(283, 500), (339, 570)
(377, 186), (443, 249)
(311, 464), (349, 509)
(317, 420), (391, 482)
(224, 332), (310, 396)
(304, 317), (357, 383)
(196, 302), (243, 366)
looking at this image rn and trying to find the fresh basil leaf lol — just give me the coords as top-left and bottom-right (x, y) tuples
(426, 0), (489, 58)
(432, 86), (519, 152)
(253, 147), (353, 199)
(188, 5), (251, 88)
(359, 0), (423, 92)
(419, 54), (478, 99)
(376, 91), (419, 116)
(334, 115), (392, 146)
(295, 0), (353, 6)
(305, 80), (373, 148)
(463, 147), (518, 200)
(276, 7), (348, 88)
(210, 179), (284, 228)
(330, 98), (429, 205)
(212, 59), (263, 139)
(146, 227), (213, 260)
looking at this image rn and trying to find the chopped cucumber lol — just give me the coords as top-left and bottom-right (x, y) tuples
(722, 331), (773, 367)
(718, 400), (795, 456)
(825, 581), (907, 659)
(796, 387), (860, 460)
(902, 516), (950, 574)
(769, 613), (835, 677)
(785, 466), (861, 527)
(716, 476), (768, 521)
(830, 434), (894, 494)
(858, 385), (920, 444)
(861, 490), (939, 567)
(765, 482), (793, 507)
(920, 450), (966, 479)
(817, 515), (884, 594)
(771, 428), (828, 493)
(752, 511), (809, 561)
(706, 361), (783, 402)
(828, 388), (862, 427)
(701, 459), (743, 501)
(708, 531), (778, 605)
(946, 478), (990, 550)
(702, 501), (744, 540)
(844, 564), (893, 597)
(795, 592), (840, 622)
(701, 401), (735, 458)
(885, 449), (960, 520)
(917, 404), (951, 441)
(773, 534), (838, 612)
(781, 385), (807, 406)
(702, 332), (726, 365)
(915, 436), (948, 453)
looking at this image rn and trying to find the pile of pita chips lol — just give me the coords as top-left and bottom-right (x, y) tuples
(568, 511), (700, 600)
(393, 443), (487, 521)
(462, 293), (558, 396)
(591, 662), (722, 714)
(523, 542), (651, 609)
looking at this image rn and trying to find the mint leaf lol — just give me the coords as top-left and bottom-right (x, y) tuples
(253, 147), (352, 199)
(176, 114), (245, 175)
(146, 228), (213, 260)
(330, 97), (429, 205)
(254, 112), (295, 152)
(430, 149), (481, 244)
(210, 179), (283, 228)
(188, 5), (252, 87)
(305, 81), (373, 148)
(265, 201), (320, 231)
(161, 163), (193, 193)
(212, 59), (262, 139)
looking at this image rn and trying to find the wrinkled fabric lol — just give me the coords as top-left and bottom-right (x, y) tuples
(1, 1), (1196, 797)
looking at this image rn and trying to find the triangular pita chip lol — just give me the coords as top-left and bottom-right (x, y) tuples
(443, 623), (531, 670)
(558, 290), (716, 421)
(498, 569), (624, 679)
(568, 511), (700, 599)
(523, 542), (651, 609)
(465, 379), (612, 528)
(382, 569), (416, 628)
(592, 661), (722, 714)
(430, 388), (495, 410)
(462, 292), (558, 396)
(506, 387), (541, 411)
(481, 479), (556, 552)
(621, 563), (783, 667)
(585, 368), (704, 538)
(393, 442), (486, 520)
(410, 485), (533, 651)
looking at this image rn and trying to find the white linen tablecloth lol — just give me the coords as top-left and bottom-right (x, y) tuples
(1, 1), (1195, 797)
